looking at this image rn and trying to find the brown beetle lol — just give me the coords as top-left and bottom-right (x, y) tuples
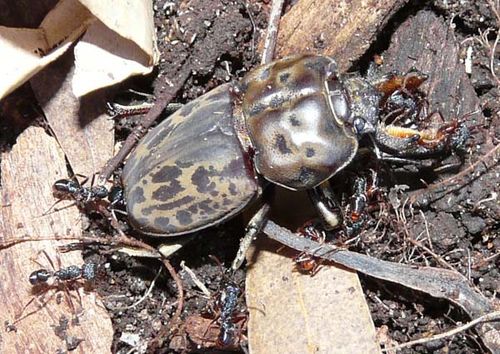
(121, 54), (465, 249)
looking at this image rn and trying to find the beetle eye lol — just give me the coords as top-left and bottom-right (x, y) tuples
(327, 79), (351, 122)
(352, 117), (375, 135)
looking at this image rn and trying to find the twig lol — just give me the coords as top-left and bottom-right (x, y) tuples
(181, 261), (211, 297)
(244, 2), (257, 60)
(472, 251), (500, 269)
(487, 0), (500, 24)
(161, 258), (184, 326)
(419, 210), (434, 253)
(97, 69), (190, 185)
(143, 257), (185, 352)
(262, 221), (493, 317)
(406, 237), (457, 271)
(381, 311), (500, 352)
(106, 222), (185, 346)
(489, 32), (500, 86)
(408, 144), (500, 205)
(261, 0), (285, 64)
(261, 220), (500, 351)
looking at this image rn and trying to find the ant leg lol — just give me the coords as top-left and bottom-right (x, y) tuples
(41, 199), (74, 217)
(61, 281), (84, 324)
(7, 291), (58, 329)
(47, 252), (83, 318)
(28, 249), (52, 270)
(43, 249), (58, 271)
(76, 174), (89, 186)
(231, 203), (270, 270)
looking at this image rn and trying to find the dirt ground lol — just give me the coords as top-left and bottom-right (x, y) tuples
(0, 0), (499, 353)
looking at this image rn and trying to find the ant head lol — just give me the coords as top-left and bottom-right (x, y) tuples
(29, 269), (51, 285)
(108, 186), (124, 206)
(53, 179), (80, 194)
(93, 186), (109, 199)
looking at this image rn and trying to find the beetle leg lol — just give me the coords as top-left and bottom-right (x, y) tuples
(308, 181), (342, 230)
(231, 204), (270, 270)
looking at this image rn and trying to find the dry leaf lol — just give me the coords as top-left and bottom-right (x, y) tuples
(0, 0), (158, 100)
(246, 188), (380, 353)
(72, 0), (159, 96)
(77, 0), (158, 60)
(0, 0), (93, 99)
(246, 238), (381, 354)
(31, 50), (114, 179)
(73, 21), (154, 97)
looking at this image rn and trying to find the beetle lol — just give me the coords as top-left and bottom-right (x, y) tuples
(121, 54), (465, 248)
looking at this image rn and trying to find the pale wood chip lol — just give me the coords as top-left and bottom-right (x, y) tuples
(276, 0), (408, 71)
(31, 50), (114, 180)
(0, 126), (113, 353)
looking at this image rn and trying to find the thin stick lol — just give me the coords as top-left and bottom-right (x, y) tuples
(107, 218), (185, 330)
(161, 258), (184, 325)
(407, 237), (457, 271)
(181, 261), (211, 297)
(262, 220), (493, 318)
(112, 267), (163, 311)
(408, 144), (500, 204)
(261, 0), (285, 64)
(381, 311), (500, 352)
(147, 258), (185, 351)
(97, 69), (190, 184)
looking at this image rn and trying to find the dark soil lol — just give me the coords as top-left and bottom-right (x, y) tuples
(0, 1), (498, 353)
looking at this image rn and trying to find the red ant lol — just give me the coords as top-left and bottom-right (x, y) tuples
(293, 221), (327, 275)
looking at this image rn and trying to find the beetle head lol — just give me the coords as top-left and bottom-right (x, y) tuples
(326, 74), (381, 137)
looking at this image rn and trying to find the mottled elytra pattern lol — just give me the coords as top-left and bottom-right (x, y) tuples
(122, 85), (259, 236)
(241, 55), (358, 190)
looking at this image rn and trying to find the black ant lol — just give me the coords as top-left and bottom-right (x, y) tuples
(29, 262), (98, 286)
(216, 279), (242, 347)
(6, 252), (99, 332)
(46, 174), (125, 217)
(183, 257), (247, 350)
(203, 256), (247, 348)
(342, 170), (380, 237)
(53, 178), (123, 207)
